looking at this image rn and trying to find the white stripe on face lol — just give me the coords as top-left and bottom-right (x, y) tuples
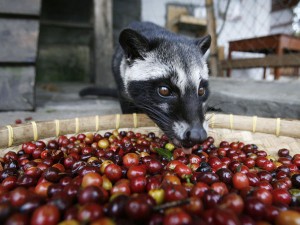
(172, 121), (189, 140)
(121, 52), (209, 96)
(121, 53), (170, 93)
(190, 59), (209, 84)
(203, 120), (209, 133)
(158, 103), (169, 113)
(166, 58), (209, 96)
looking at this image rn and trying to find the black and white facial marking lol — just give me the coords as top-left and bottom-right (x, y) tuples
(118, 25), (211, 150)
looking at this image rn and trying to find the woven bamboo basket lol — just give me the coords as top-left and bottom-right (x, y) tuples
(0, 113), (299, 157)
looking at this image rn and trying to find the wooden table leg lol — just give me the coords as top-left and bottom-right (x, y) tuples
(274, 46), (283, 80)
(263, 67), (266, 79)
(227, 48), (232, 77)
(274, 68), (280, 80)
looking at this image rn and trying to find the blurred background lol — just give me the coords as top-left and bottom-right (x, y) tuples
(0, 0), (299, 125)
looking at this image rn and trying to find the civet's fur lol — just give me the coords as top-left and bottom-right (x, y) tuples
(113, 22), (211, 152)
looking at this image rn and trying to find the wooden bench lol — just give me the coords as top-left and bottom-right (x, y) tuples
(221, 34), (300, 80)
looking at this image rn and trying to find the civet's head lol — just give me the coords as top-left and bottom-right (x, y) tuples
(119, 28), (211, 153)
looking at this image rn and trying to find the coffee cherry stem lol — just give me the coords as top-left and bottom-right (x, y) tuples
(236, 163), (242, 173)
(185, 177), (191, 184)
(153, 198), (190, 211)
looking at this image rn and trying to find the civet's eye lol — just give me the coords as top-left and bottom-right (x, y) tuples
(158, 86), (171, 97)
(198, 87), (205, 96)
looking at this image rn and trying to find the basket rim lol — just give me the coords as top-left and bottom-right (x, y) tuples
(0, 113), (299, 149)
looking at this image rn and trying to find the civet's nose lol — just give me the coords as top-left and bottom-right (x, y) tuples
(182, 126), (207, 148)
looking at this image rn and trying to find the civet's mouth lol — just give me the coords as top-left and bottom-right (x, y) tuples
(171, 138), (193, 155)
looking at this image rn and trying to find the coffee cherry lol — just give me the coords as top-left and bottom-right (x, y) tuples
(4, 213), (29, 225)
(275, 210), (300, 225)
(232, 172), (249, 190)
(31, 204), (60, 225)
(219, 192), (244, 214)
(122, 153), (140, 168)
(104, 164), (122, 183)
(163, 210), (192, 225)
(125, 196), (152, 221)
(10, 187), (28, 207)
(213, 208), (240, 225)
(130, 176), (147, 193)
(244, 197), (266, 221)
(148, 189), (165, 205)
(216, 168), (233, 184)
(272, 188), (292, 205)
(106, 194), (129, 218)
(0, 130), (299, 224)
(190, 182), (209, 198)
(82, 172), (103, 188)
(98, 138), (110, 149)
(78, 186), (106, 204)
(77, 203), (104, 223)
(291, 174), (300, 188)
(202, 189), (221, 209)
(278, 149), (290, 157)
(43, 167), (61, 182)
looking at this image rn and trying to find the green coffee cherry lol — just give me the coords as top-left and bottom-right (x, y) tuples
(165, 143), (175, 151)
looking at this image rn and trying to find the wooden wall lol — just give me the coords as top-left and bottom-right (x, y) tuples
(0, 0), (40, 110)
(37, 0), (93, 83)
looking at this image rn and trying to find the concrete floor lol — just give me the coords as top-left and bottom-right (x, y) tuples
(0, 83), (121, 127)
(0, 77), (299, 127)
(209, 77), (300, 119)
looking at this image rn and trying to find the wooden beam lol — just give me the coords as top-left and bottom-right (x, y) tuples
(0, 62), (35, 66)
(93, 0), (115, 87)
(174, 15), (207, 33)
(0, 12), (39, 19)
(221, 54), (300, 69)
(0, 0), (41, 15)
(40, 20), (92, 29)
(205, 0), (221, 77)
(175, 15), (206, 27)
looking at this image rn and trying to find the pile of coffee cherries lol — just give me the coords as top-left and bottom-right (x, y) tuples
(0, 130), (299, 225)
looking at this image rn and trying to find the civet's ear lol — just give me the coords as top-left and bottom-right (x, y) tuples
(195, 35), (211, 54)
(119, 29), (150, 61)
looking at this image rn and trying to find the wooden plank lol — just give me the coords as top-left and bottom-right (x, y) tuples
(166, 5), (189, 33)
(175, 15), (207, 33)
(0, 66), (35, 110)
(0, 13), (39, 20)
(272, 0), (298, 12)
(93, 0), (115, 87)
(0, 19), (39, 63)
(221, 54), (300, 69)
(40, 20), (92, 29)
(176, 15), (207, 27)
(0, 0), (41, 15)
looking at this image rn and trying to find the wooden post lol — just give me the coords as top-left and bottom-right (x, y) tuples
(205, 0), (221, 77)
(93, 0), (115, 88)
(274, 45), (283, 80)
(226, 46), (232, 77)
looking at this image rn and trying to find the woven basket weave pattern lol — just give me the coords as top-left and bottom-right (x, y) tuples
(0, 113), (299, 157)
